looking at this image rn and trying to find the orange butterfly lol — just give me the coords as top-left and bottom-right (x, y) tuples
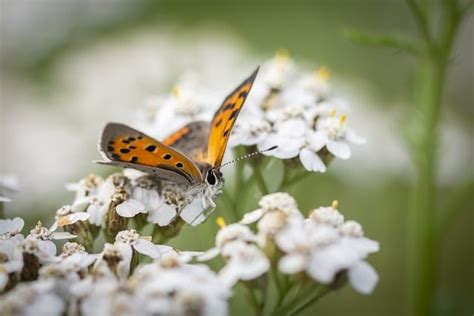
(97, 68), (259, 220)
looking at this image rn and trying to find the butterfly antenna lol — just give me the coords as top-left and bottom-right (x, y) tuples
(220, 146), (278, 168)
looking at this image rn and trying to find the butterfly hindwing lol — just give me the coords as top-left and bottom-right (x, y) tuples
(163, 121), (209, 162)
(98, 123), (202, 184)
(206, 67), (259, 166)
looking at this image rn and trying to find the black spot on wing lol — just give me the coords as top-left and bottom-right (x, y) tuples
(176, 162), (184, 168)
(145, 145), (157, 152)
(239, 91), (248, 98)
(163, 154), (172, 160)
(214, 118), (223, 128)
(111, 153), (120, 160)
(130, 156), (138, 163)
(222, 103), (235, 112)
(223, 129), (231, 137)
(229, 109), (239, 120)
(120, 148), (130, 154)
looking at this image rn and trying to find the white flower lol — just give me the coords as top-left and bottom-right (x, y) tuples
(309, 202), (345, 227)
(306, 236), (379, 294)
(25, 222), (75, 262)
(276, 221), (339, 274)
(95, 173), (139, 220)
(258, 119), (307, 159)
(230, 115), (272, 147)
(145, 83), (215, 140)
(218, 241), (269, 287)
(132, 253), (230, 316)
(241, 192), (301, 225)
(75, 276), (139, 316)
(260, 49), (296, 89)
(0, 280), (66, 316)
(21, 238), (58, 264)
(58, 242), (98, 271)
(312, 113), (365, 160)
(199, 220), (258, 262)
(92, 243), (130, 280)
(50, 205), (90, 232)
(114, 229), (173, 260)
(0, 217), (24, 240)
(0, 238), (24, 290)
(66, 174), (103, 201)
(147, 182), (216, 227)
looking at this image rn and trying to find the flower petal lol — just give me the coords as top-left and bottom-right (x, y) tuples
(348, 261), (379, 294)
(240, 209), (264, 225)
(327, 140), (351, 159)
(197, 247), (220, 262)
(307, 130), (328, 152)
(147, 203), (177, 226)
(51, 232), (77, 240)
(133, 239), (173, 259)
(278, 254), (307, 274)
(299, 148), (326, 172)
(116, 199), (146, 217)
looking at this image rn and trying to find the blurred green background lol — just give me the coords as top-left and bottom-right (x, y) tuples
(0, 1), (472, 315)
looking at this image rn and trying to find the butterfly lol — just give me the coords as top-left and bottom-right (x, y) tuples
(97, 67), (259, 224)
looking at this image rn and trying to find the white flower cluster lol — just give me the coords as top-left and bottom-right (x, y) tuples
(59, 171), (211, 235)
(135, 50), (364, 173)
(0, 219), (229, 316)
(202, 193), (379, 294)
(231, 50), (365, 172)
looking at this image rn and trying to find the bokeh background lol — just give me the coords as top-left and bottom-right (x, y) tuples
(0, 1), (472, 315)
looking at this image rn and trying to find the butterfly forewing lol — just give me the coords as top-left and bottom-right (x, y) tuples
(206, 67), (259, 167)
(99, 123), (203, 184)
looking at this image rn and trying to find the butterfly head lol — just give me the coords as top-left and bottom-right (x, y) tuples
(204, 166), (224, 186)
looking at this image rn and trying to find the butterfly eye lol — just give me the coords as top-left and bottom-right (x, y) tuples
(206, 170), (217, 185)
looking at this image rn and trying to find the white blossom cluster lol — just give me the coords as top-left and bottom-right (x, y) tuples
(135, 50), (364, 173)
(232, 50), (365, 172)
(0, 219), (229, 316)
(0, 194), (379, 315)
(201, 193), (379, 294)
(59, 170), (211, 232)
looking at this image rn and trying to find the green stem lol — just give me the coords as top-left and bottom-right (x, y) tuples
(272, 283), (322, 315)
(245, 285), (261, 316)
(408, 2), (466, 315)
(411, 54), (444, 316)
(436, 179), (474, 235)
(289, 285), (331, 315)
(253, 164), (269, 195)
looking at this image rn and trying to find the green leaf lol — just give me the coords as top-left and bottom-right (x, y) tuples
(344, 28), (423, 55)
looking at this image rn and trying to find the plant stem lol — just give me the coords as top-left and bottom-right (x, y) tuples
(289, 285), (331, 315)
(245, 285), (261, 316)
(408, 2), (466, 315)
(254, 163), (269, 195)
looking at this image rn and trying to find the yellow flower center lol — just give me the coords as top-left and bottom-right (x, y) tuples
(172, 86), (180, 97)
(315, 66), (330, 81)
